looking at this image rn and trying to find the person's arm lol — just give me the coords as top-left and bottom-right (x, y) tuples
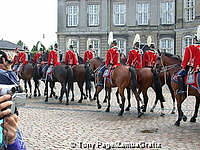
(0, 95), (26, 150)
(181, 47), (190, 69)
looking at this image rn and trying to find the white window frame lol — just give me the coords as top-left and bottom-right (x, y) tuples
(90, 38), (100, 57)
(66, 39), (79, 54)
(116, 39), (126, 55)
(184, 0), (195, 22)
(67, 5), (79, 26)
(182, 35), (193, 53)
(113, 3), (126, 25)
(136, 3), (150, 25)
(88, 5), (100, 26)
(160, 38), (174, 54)
(160, 1), (175, 24)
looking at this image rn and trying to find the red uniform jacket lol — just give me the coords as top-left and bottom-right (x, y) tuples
(182, 45), (200, 71)
(48, 50), (60, 66)
(84, 50), (94, 63)
(13, 55), (19, 64)
(18, 52), (28, 65)
(33, 52), (42, 63)
(105, 47), (120, 67)
(64, 50), (79, 65)
(127, 49), (143, 69)
(143, 50), (158, 67)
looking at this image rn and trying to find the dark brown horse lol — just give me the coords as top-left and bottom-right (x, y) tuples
(94, 65), (143, 117)
(18, 63), (34, 98)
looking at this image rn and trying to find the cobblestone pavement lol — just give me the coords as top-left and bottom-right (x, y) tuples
(18, 82), (200, 150)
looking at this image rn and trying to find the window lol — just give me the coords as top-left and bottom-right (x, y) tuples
(90, 39), (100, 56)
(160, 2), (175, 24)
(67, 5), (79, 26)
(66, 39), (79, 54)
(183, 35), (193, 52)
(88, 5), (100, 26)
(184, 0), (195, 22)
(160, 38), (174, 54)
(116, 39), (126, 55)
(136, 3), (149, 25)
(113, 3), (126, 25)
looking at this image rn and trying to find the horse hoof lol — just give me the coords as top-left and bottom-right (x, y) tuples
(105, 108), (110, 112)
(97, 105), (102, 109)
(174, 121), (180, 126)
(65, 102), (69, 105)
(55, 96), (58, 99)
(29, 96), (32, 99)
(142, 108), (146, 112)
(49, 95), (53, 98)
(103, 100), (107, 103)
(190, 117), (196, 123)
(38, 94), (41, 97)
(125, 107), (130, 111)
(160, 113), (165, 117)
(171, 111), (175, 114)
(150, 109), (154, 113)
(34, 94), (37, 97)
(183, 115), (187, 122)
(118, 112), (123, 116)
(138, 112), (144, 118)
(119, 104), (122, 108)
(78, 100), (82, 103)
(71, 98), (74, 102)
(84, 96), (87, 100)
(45, 99), (48, 103)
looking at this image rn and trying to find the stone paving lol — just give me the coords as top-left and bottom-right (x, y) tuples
(18, 83), (200, 150)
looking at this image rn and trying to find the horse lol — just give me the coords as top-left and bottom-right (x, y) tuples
(44, 64), (73, 105)
(17, 63), (34, 98)
(94, 65), (144, 117)
(149, 52), (182, 114)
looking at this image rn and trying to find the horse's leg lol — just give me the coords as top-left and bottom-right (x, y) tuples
(28, 80), (32, 99)
(142, 90), (148, 113)
(132, 90), (144, 118)
(59, 83), (64, 103)
(37, 81), (41, 97)
(175, 95), (187, 126)
(94, 86), (103, 109)
(150, 94), (159, 113)
(33, 80), (37, 97)
(116, 89), (121, 108)
(64, 82), (69, 105)
(71, 82), (75, 101)
(190, 96), (200, 122)
(92, 81), (97, 100)
(118, 88), (125, 116)
(24, 80), (28, 97)
(160, 101), (165, 116)
(45, 81), (49, 102)
(103, 89), (108, 103)
(105, 88), (111, 112)
(125, 88), (131, 111)
(167, 82), (176, 114)
(78, 81), (84, 103)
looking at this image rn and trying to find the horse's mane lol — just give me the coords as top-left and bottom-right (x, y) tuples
(95, 57), (104, 62)
(162, 52), (182, 62)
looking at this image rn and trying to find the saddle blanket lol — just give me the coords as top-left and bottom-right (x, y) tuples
(172, 72), (200, 90)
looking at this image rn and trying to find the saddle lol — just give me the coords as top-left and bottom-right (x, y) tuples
(173, 72), (200, 92)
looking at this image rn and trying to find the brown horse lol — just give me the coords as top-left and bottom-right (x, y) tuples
(18, 63), (34, 98)
(95, 65), (143, 117)
(149, 52), (182, 114)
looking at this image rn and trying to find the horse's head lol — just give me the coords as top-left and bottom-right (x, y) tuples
(161, 52), (182, 66)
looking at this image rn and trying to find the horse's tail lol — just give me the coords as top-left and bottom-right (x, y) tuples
(152, 69), (165, 102)
(65, 65), (74, 91)
(129, 67), (137, 91)
(85, 63), (92, 90)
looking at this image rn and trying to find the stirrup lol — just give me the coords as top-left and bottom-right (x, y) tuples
(177, 90), (186, 95)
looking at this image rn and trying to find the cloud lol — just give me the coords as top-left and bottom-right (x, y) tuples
(0, 0), (57, 49)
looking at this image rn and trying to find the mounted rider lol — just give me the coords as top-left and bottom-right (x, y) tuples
(97, 32), (120, 86)
(64, 39), (79, 66)
(33, 49), (43, 64)
(12, 48), (28, 75)
(126, 34), (143, 69)
(42, 47), (60, 81)
(143, 36), (159, 68)
(83, 39), (94, 63)
(177, 25), (200, 94)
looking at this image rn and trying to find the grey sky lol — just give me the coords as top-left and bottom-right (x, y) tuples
(0, 0), (57, 49)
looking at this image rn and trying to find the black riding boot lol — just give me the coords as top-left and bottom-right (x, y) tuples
(177, 76), (186, 95)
